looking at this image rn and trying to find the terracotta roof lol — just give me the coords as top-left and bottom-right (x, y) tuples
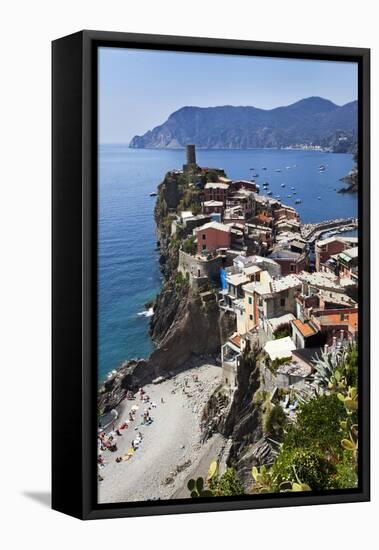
(229, 334), (241, 348)
(292, 319), (317, 338)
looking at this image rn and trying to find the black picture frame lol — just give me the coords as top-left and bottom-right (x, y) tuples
(52, 30), (370, 520)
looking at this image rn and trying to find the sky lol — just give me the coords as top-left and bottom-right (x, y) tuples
(98, 47), (358, 144)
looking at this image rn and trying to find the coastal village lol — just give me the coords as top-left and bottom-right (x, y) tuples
(98, 144), (359, 501)
(171, 145), (358, 395)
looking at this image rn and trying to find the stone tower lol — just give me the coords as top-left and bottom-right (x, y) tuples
(183, 144), (197, 172)
(186, 144), (196, 165)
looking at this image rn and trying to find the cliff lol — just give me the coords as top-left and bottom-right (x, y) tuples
(98, 170), (235, 414)
(130, 97), (357, 152)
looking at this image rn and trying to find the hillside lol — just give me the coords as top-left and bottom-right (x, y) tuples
(129, 97), (357, 152)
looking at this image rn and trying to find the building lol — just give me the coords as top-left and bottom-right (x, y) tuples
(311, 308), (358, 344)
(315, 236), (349, 272)
(264, 336), (296, 361)
(291, 319), (321, 349)
(221, 334), (242, 389)
(268, 249), (308, 275)
(195, 221), (231, 255)
(242, 272), (302, 335)
(333, 246), (358, 283)
(204, 182), (229, 205)
(203, 200), (224, 218)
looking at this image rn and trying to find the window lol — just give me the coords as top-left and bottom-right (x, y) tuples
(290, 264), (295, 272)
(248, 297), (252, 304)
(249, 314), (253, 320)
(202, 234), (206, 240)
(340, 313), (348, 321)
(280, 298), (285, 307)
(202, 244), (206, 251)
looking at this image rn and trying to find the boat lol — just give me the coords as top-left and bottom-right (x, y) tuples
(275, 169), (282, 172)
(318, 196), (322, 200)
(287, 194), (292, 198)
(275, 195), (281, 198)
(281, 183), (286, 187)
(262, 167), (267, 170)
(251, 173), (259, 178)
(293, 191), (297, 195)
(286, 166), (291, 169)
(295, 199), (302, 204)
(149, 192), (157, 196)
(267, 190), (273, 195)
(319, 165), (326, 172)
(262, 181), (269, 187)
(291, 186), (295, 190)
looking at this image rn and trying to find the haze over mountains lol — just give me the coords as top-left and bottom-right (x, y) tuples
(129, 97), (357, 152)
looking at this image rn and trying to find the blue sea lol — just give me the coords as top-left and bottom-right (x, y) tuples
(98, 145), (357, 381)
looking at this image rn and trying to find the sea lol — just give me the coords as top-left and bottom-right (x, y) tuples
(98, 145), (357, 381)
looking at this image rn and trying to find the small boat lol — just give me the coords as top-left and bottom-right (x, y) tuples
(281, 183), (286, 188)
(318, 196), (322, 200)
(275, 195), (281, 199)
(251, 173), (259, 178)
(275, 169), (282, 172)
(319, 165), (326, 172)
(262, 181), (269, 187)
(267, 190), (273, 195)
(286, 166), (291, 170)
(295, 199), (302, 204)
(293, 191), (297, 195)
(291, 186), (295, 190)
(262, 167), (267, 170)
(287, 194), (292, 198)
(149, 192), (157, 196)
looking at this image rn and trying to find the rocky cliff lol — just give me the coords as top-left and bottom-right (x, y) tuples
(98, 170), (235, 414)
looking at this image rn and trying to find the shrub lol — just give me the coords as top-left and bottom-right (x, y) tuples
(273, 323), (291, 339)
(262, 403), (287, 438)
(181, 236), (197, 255)
(283, 393), (346, 456)
(272, 448), (336, 491)
(210, 468), (245, 497)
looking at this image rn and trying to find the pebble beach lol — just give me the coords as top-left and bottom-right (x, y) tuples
(98, 363), (226, 504)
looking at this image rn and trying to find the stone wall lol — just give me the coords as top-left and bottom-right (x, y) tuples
(178, 249), (224, 285)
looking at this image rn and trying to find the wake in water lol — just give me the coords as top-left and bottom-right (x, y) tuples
(137, 307), (154, 318)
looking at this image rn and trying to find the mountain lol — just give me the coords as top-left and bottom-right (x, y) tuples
(129, 97), (357, 152)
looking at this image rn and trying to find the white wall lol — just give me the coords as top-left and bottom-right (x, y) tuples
(1, 1), (377, 548)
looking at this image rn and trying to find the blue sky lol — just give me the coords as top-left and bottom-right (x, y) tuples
(99, 47), (358, 144)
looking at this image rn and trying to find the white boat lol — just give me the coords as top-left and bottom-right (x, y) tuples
(281, 183), (286, 187)
(150, 192), (157, 196)
(275, 169), (282, 172)
(295, 199), (302, 204)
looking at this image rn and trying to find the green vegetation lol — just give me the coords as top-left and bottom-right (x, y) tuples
(262, 402), (287, 439)
(187, 461), (244, 498)
(271, 448), (336, 491)
(251, 345), (359, 494)
(283, 394), (346, 455)
(181, 236), (197, 256)
(273, 323), (291, 339)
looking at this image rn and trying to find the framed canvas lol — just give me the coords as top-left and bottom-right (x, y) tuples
(52, 30), (370, 520)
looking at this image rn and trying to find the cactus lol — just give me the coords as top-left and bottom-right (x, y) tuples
(207, 460), (218, 481)
(187, 476), (214, 498)
(338, 386), (358, 461)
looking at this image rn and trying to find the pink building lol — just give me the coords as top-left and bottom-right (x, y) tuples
(196, 221), (231, 255)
